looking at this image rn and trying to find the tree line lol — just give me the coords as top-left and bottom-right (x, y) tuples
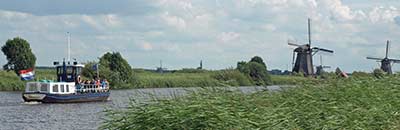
(1, 37), (272, 87)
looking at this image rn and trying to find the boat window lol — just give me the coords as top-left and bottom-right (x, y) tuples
(28, 84), (37, 91)
(61, 85), (65, 92)
(67, 67), (73, 74)
(57, 67), (62, 75)
(66, 85), (69, 92)
(40, 84), (48, 92)
(53, 85), (59, 92)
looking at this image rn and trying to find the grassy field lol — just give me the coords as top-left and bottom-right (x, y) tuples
(0, 69), (56, 91)
(102, 76), (400, 129)
(0, 68), (311, 91)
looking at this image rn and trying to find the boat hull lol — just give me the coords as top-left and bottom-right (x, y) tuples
(23, 92), (110, 103)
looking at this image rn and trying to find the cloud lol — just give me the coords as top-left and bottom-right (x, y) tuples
(368, 6), (400, 23)
(218, 32), (240, 43)
(0, 0), (158, 15)
(161, 12), (187, 30)
(2, 0), (400, 71)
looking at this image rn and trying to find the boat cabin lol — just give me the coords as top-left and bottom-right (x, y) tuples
(25, 82), (76, 94)
(24, 60), (85, 94)
(54, 61), (84, 82)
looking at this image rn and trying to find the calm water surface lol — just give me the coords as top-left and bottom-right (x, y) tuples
(0, 86), (282, 130)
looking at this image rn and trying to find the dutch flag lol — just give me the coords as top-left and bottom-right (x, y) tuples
(19, 68), (35, 81)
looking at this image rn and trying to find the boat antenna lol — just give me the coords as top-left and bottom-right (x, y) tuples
(67, 32), (71, 62)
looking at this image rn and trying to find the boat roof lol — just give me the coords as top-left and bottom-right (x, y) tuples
(56, 64), (85, 68)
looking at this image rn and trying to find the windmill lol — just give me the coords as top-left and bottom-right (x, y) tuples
(315, 55), (331, 75)
(288, 18), (334, 76)
(366, 40), (400, 74)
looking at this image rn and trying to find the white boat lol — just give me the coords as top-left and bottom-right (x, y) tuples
(22, 61), (110, 103)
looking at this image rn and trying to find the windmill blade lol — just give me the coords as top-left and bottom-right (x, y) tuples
(386, 40), (390, 58)
(312, 47), (334, 53)
(366, 57), (383, 61)
(388, 59), (400, 63)
(288, 42), (302, 47)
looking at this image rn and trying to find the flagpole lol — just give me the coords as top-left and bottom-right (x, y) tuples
(96, 64), (99, 79)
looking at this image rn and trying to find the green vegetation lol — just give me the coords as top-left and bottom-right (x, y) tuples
(2, 37), (36, 75)
(102, 76), (400, 129)
(0, 67), (311, 91)
(0, 69), (56, 91)
(237, 56), (271, 85)
(82, 52), (137, 89)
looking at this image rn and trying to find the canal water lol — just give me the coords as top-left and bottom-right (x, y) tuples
(0, 86), (281, 130)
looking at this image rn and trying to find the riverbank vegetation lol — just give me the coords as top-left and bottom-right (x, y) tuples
(0, 68), (309, 91)
(102, 75), (400, 129)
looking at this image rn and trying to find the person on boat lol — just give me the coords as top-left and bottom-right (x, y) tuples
(75, 75), (82, 92)
(104, 79), (109, 91)
(84, 80), (91, 92)
(100, 79), (106, 91)
(95, 78), (101, 92)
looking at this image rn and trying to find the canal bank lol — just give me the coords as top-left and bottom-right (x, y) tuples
(0, 86), (278, 130)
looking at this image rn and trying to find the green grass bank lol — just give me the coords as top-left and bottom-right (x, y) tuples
(102, 76), (400, 129)
(0, 69), (311, 91)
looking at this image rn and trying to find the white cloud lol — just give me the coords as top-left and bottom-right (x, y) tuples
(2, 1), (400, 71)
(161, 12), (187, 30)
(368, 6), (400, 23)
(218, 32), (240, 43)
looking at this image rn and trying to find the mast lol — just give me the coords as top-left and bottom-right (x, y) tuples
(67, 32), (71, 62)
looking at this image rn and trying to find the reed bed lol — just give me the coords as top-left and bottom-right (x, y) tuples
(102, 76), (400, 129)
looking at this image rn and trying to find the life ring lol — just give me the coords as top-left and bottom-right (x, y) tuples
(76, 75), (81, 83)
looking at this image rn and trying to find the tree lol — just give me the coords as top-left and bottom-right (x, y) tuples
(236, 56), (271, 85)
(237, 61), (249, 74)
(1, 37), (36, 75)
(99, 52), (133, 82)
(82, 52), (135, 88)
(247, 62), (271, 85)
(250, 56), (266, 69)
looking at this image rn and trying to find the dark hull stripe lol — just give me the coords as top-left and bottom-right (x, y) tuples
(23, 92), (110, 103)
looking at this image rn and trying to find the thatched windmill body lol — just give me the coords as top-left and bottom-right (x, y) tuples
(288, 19), (334, 76)
(367, 40), (400, 74)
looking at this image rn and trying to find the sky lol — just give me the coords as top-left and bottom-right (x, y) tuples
(1, 0), (400, 72)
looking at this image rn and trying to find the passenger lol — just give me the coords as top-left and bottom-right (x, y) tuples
(104, 79), (109, 91)
(75, 75), (82, 92)
(91, 79), (96, 92)
(101, 79), (106, 91)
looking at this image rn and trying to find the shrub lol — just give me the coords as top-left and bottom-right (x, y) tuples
(236, 56), (271, 86)
(212, 69), (252, 86)
(373, 68), (385, 78)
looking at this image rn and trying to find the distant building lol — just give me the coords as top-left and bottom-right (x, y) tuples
(268, 69), (291, 75)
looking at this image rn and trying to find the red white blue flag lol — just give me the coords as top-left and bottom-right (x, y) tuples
(19, 68), (35, 81)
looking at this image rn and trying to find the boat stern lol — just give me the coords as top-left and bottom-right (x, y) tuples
(23, 92), (46, 102)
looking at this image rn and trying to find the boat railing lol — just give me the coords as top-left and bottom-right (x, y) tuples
(75, 83), (109, 93)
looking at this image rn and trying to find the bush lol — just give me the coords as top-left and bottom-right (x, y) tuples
(373, 68), (385, 78)
(247, 62), (271, 85)
(212, 69), (252, 86)
(174, 68), (208, 73)
(351, 71), (371, 78)
(236, 56), (271, 86)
